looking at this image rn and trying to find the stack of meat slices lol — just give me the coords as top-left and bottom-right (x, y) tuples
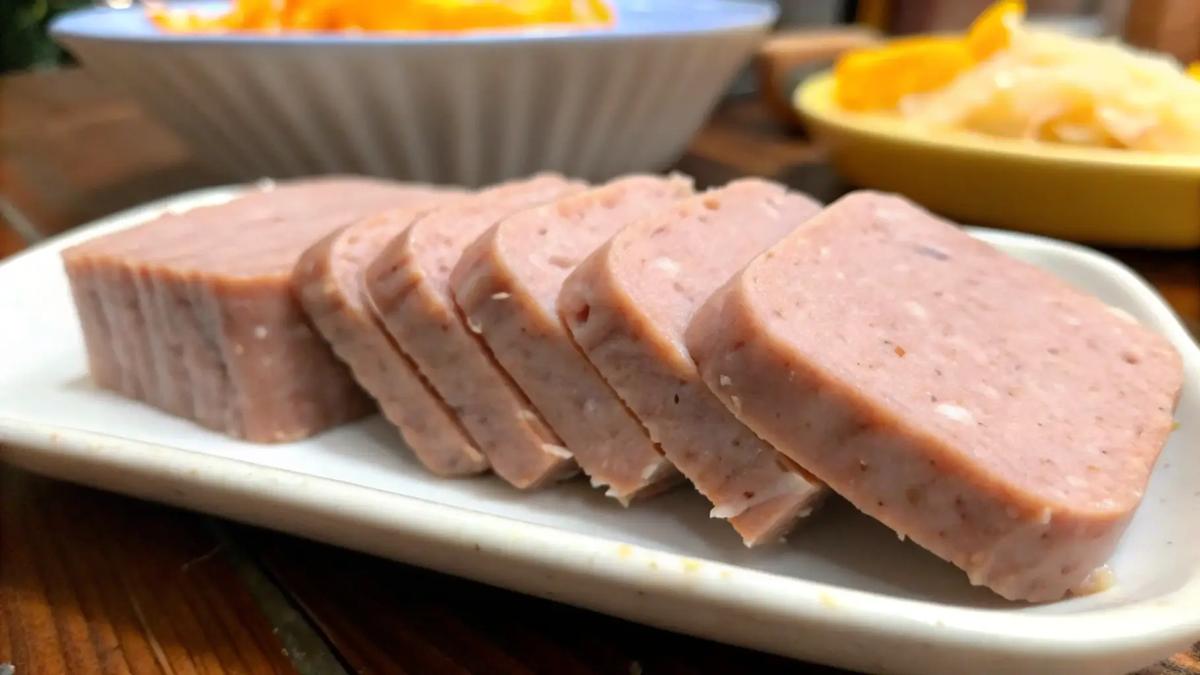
(62, 173), (1183, 603)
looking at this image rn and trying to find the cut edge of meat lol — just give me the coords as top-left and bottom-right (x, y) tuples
(363, 178), (586, 489)
(449, 175), (697, 503)
(295, 212), (490, 477)
(555, 183), (829, 545)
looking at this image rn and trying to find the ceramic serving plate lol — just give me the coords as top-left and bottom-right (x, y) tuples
(1, 187), (1198, 675)
(796, 72), (1200, 249)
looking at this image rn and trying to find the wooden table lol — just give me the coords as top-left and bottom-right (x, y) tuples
(1, 68), (1197, 675)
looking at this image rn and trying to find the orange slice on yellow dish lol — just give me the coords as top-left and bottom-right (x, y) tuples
(833, 0), (1025, 111)
(835, 36), (974, 111)
(966, 0), (1025, 61)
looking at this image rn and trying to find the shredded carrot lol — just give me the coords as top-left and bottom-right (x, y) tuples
(148, 0), (614, 33)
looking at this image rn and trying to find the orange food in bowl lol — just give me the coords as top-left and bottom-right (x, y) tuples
(149, 0), (614, 33)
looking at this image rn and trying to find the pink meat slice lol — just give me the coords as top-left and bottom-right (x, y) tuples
(62, 177), (432, 442)
(451, 174), (695, 503)
(685, 191), (1184, 601)
(557, 179), (828, 545)
(365, 174), (588, 489)
(295, 193), (491, 476)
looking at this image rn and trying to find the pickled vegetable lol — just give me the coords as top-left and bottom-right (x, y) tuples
(830, 0), (1200, 153)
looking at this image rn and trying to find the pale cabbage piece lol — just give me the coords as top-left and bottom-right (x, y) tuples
(899, 28), (1200, 153)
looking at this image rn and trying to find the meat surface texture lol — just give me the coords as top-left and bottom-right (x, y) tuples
(450, 174), (695, 502)
(685, 190), (1184, 601)
(62, 177), (431, 442)
(294, 192), (491, 475)
(557, 179), (828, 545)
(364, 174), (587, 489)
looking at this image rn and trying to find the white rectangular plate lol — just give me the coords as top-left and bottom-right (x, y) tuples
(1, 186), (1198, 675)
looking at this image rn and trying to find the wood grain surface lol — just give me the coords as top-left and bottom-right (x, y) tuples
(0, 67), (1197, 675)
(0, 470), (299, 675)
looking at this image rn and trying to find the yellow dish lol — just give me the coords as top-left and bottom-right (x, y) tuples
(796, 72), (1200, 249)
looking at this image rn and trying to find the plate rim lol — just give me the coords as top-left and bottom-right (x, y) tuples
(1, 185), (1199, 673)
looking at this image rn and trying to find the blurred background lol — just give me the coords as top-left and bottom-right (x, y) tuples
(3, 0), (1198, 248)
(2, 0), (89, 73)
(7, 0), (1199, 74)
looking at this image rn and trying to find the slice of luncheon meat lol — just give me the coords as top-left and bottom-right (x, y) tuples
(295, 190), (492, 476)
(62, 177), (432, 442)
(557, 179), (828, 545)
(365, 174), (587, 489)
(450, 174), (695, 503)
(685, 191), (1184, 601)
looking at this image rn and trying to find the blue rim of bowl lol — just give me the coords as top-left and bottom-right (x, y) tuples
(50, 0), (779, 46)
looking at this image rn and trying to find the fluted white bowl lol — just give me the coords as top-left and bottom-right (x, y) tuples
(52, 1), (776, 184)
